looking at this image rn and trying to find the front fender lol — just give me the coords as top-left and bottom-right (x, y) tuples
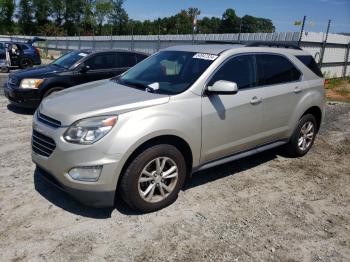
(105, 96), (202, 183)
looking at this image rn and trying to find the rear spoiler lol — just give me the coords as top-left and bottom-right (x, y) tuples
(27, 37), (46, 44)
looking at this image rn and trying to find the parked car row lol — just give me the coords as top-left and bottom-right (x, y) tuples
(4, 49), (148, 107)
(0, 37), (43, 72)
(3, 42), (325, 212)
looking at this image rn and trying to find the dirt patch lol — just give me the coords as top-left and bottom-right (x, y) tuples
(326, 79), (350, 102)
(0, 96), (349, 261)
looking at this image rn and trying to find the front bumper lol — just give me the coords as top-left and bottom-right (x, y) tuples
(4, 83), (41, 108)
(36, 166), (116, 207)
(31, 113), (123, 207)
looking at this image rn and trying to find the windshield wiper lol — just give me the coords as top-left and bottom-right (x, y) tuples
(118, 80), (150, 91)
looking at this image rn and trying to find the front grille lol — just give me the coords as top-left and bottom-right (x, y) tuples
(37, 112), (61, 128)
(32, 130), (56, 157)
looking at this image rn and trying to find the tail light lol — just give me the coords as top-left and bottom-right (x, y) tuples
(324, 79), (329, 87)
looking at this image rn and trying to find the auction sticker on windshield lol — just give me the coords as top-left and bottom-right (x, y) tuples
(78, 53), (88, 57)
(193, 53), (218, 60)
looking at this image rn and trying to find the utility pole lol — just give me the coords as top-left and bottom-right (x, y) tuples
(319, 19), (331, 67)
(192, 15), (197, 45)
(131, 23), (134, 51)
(158, 23), (161, 51)
(298, 15), (306, 47)
(238, 18), (243, 44)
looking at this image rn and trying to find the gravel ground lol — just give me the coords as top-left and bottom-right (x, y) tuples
(0, 94), (349, 262)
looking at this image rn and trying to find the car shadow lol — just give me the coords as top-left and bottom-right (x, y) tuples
(183, 148), (279, 190)
(34, 169), (114, 219)
(33, 148), (281, 218)
(7, 104), (35, 115)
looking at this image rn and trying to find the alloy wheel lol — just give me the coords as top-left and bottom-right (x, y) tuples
(138, 157), (178, 203)
(298, 121), (315, 151)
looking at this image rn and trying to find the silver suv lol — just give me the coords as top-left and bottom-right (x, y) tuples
(32, 44), (325, 212)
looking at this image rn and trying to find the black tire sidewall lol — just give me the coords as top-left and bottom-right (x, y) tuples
(20, 57), (33, 69)
(120, 144), (187, 212)
(289, 114), (317, 157)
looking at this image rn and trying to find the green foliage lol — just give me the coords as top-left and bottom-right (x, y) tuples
(17, 0), (34, 34)
(0, 1), (275, 36)
(0, 0), (15, 34)
(326, 78), (343, 89)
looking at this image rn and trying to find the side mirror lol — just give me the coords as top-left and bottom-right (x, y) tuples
(79, 65), (90, 73)
(207, 80), (238, 95)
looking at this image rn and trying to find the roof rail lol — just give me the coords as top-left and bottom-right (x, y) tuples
(246, 41), (302, 50)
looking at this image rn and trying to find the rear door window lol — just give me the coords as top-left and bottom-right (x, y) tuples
(135, 53), (148, 63)
(256, 54), (301, 86)
(296, 55), (323, 78)
(85, 53), (116, 70)
(116, 52), (136, 68)
(209, 55), (257, 89)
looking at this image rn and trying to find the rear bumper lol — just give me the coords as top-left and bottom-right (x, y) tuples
(3, 83), (41, 108)
(36, 165), (115, 207)
(33, 56), (41, 65)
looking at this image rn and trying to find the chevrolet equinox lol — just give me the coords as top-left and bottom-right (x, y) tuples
(32, 44), (325, 212)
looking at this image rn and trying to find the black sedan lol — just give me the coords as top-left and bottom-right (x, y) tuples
(3, 49), (148, 108)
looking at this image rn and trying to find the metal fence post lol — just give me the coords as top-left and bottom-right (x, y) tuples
(66, 36), (69, 50)
(298, 16), (306, 47)
(319, 19), (331, 68)
(343, 42), (350, 78)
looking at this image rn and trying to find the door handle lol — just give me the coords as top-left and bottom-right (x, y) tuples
(250, 96), (262, 105)
(294, 86), (302, 94)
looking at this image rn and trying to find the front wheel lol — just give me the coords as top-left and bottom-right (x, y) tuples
(284, 114), (317, 157)
(120, 144), (187, 212)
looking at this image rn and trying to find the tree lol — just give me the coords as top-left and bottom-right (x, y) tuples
(95, 0), (113, 35)
(220, 8), (240, 33)
(0, 0), (15, 34)
(109, 0), (128, 35)
(50, 0), (64, 26)
(32, 0), (50, 33)
(81, 0), (95, 34)
(17, 0), (34, 35)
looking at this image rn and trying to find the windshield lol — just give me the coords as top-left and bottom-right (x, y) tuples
(51, 51), (88, 69)
(117, 51), (217, 95)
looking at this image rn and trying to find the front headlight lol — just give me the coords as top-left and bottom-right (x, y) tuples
(20, 78), (44, 89)
(63, 116), (117, 144)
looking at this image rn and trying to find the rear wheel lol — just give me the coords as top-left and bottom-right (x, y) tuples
(120, 144), (186, 212)
(19, 57), (33, 69)
(284, 114), (317, 157)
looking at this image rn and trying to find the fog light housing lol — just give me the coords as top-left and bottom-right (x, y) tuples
(68, 166), (103, 182)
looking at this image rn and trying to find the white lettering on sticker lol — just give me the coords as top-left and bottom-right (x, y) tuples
(193, 53), (218, 60)
(78, 53), (88, 57)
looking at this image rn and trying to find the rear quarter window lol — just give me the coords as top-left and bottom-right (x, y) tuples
(256, 54), (301, 86)
(296, 55), (323, 78)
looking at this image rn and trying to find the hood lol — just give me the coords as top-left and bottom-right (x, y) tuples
(11, 64), (65, 79)
(39, 79), (170, 125)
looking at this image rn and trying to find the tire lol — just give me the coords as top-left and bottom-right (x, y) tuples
(284, 114), (317, 157)
(43, 87), (64, 98)
(120, 144), (187, 212)
(19, 57), (33, 69)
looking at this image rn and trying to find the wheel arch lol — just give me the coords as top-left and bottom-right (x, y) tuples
(115, 135), (193, 196)
(300, 106), (323, 132)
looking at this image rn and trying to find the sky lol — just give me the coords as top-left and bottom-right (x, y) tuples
(124, 0), (350, 33)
